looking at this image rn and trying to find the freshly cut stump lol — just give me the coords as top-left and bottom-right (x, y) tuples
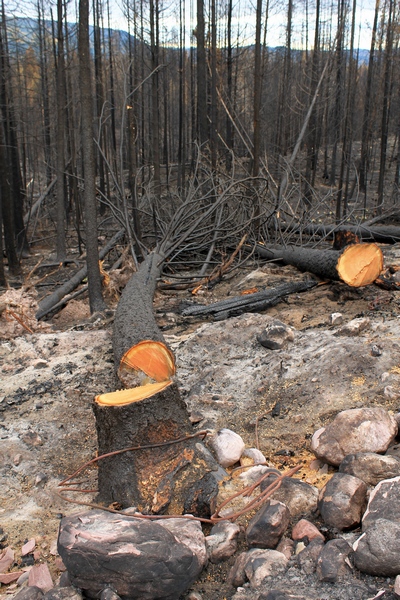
(93, 253), (221, 516)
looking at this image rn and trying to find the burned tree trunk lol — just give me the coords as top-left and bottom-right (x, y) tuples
(291, 223), (400, 245)
(183, 279), (318, 320)
(256, 243), (383, 287)
(93, 252), (221, 516)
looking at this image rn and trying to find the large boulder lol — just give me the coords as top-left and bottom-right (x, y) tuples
(353, 518), (400, 576)
(57, 510), (205, 600)
(339, 452), (400, 487)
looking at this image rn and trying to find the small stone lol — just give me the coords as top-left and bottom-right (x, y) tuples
(210, 429), (245, 468)
(11, 587), (44, 600)
(21, 431), (43, 447)
(371, 344), (382, 357)
(0, 572), (25, 584)
(334, 317), (370, 336)
(311, 407), (398, 466)
(242, 447), (266, 465)
(17, 570), (31, 585)
(275, 538), (294, 560)
(296, 538), (325, 575)
(394, 574), (400, 597)
(362, 475), (400, 530)
(339, 453), (400, 487)
(260, 476), (318, 517)
(384, 386), (400, 400)
(257, 319), (295, 350)
(189, 412), (204, 424)
(246, 500), (290, 549)
(316, 538), (353, 582)
(44, 587), (83, 600)
(13, 454), (22, 466)
(206, 521), (240, 563)
(330, 312), (343, 326)
(292, 519), (324, 542)
(28, 564), (54, 592)
(99, 588), (121, 600)
(35, 473), (48, 487)
(353, 518), (400, 576)
(0, 547), (14, 573)
(21, 539), (36, 556)
(244, 549), (288, 587)
(318, 473), (367, 530)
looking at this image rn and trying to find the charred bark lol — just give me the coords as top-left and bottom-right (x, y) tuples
(94, 252), (221, 516)
(36, 230), (124, 320)
(182, 279), (318, 320)
(291, 223), (400, 245)
(256, 243), (383, 287)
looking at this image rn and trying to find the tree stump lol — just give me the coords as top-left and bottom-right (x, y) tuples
(93, 253), (221, 516)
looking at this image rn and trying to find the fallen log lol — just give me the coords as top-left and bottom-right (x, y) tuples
(36, 229), (124, 320)
(256, 243), (383, 287)
(293, 223), (400, 245)
(182, 279), (318, 320)
(93, 252), (221, 516)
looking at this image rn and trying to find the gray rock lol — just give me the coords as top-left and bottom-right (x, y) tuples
(318, 473), (367, 530)
(11, 588), (44, 600)
(276, 537), (294, 560)
(44, 588), (83, 600)
(258, 593), (307, 600)
(244, 549), (288, 587)
(156, 517), (207, 568)
(205, 521), (240, 563)
(316, 538), (353, 582)
(210, 428), (245, 467)
(57, 510), (203, 600)
(262, 477), (319, 517)
(246, 500), (290, 549)
(339, 452), (400, 486)
(362, 476), (400, 530)
(295, 537), (325, 575)
(257, 319), (295, 350)
(99, 588), (121, 600)
(334, 317), (370, 336)
(353, 518), (400, 576)
(311, 407), (398, 466)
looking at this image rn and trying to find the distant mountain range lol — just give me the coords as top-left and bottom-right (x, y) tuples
(5, 15), (370, 64)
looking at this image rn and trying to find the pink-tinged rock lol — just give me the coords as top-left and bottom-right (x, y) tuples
(21, 539), (36, 556)
(276, 538), (294, 560)
(28, 564), (53, 592)
(311, 407), (398, 466)
(292, 519), (325, 542)
(0, 571), (24, 584)
(33, 550), (41, 561)
(0, 547), (14, 573)
(54, 557), (66, 572)
(210, 429), (245, 468)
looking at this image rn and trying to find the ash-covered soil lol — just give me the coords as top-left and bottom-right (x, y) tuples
(1, 249), (400, 599)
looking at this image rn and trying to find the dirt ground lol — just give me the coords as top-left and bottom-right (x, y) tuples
(2, 245), (400, 599)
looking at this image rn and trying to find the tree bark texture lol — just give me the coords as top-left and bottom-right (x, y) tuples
(95, 252), (221, 516)
(256, 242), (383, 287)
(182, 279), (318, 320)
(294, 223), (400, 244)
(36, 230), (124, 320)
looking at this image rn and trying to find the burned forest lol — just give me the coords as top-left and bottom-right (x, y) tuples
(3, 0), (400, 599)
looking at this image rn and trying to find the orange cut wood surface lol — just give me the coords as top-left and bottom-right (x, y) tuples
(336, 243), (384, 287)
(95, 380), (173, 406)
(119, 340), (176, 382)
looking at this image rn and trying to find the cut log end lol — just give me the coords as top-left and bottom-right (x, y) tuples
(336, 243), (384, 287)
(95, 340), (175, 407)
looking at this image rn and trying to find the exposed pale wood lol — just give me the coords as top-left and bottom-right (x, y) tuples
(256, 243), (383, 287)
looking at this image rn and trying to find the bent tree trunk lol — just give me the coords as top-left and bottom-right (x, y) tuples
(256, 243), (383, 287)
(93, 253), (221, 516)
